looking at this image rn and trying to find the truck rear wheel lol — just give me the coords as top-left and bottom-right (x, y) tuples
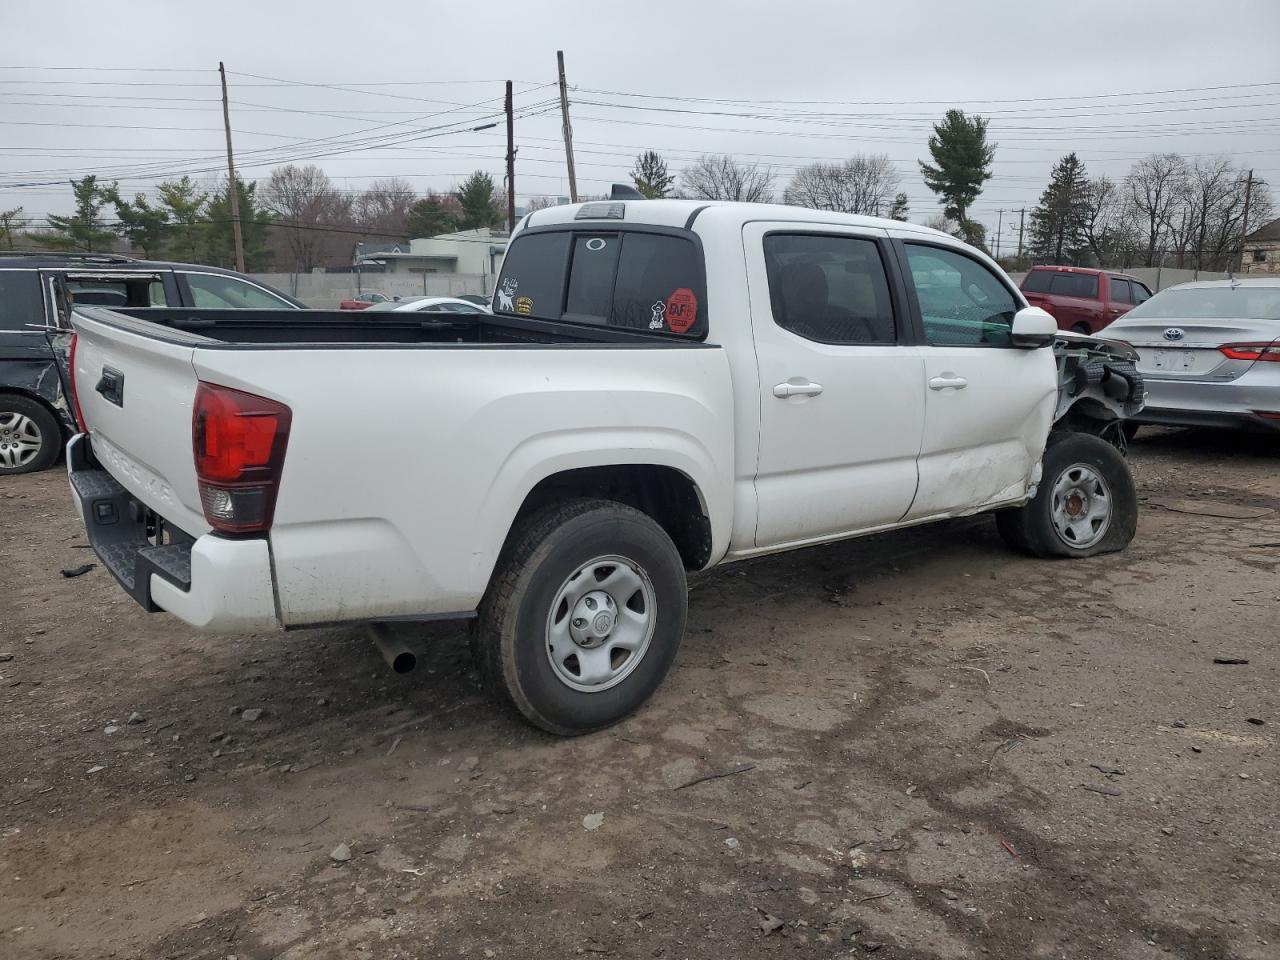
(0, 394), (61, 475)
(475, 499), (687, 736)
(996, 432), (1137, 559)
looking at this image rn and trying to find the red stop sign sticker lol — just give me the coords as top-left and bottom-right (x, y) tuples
(665, 288), (698, 333)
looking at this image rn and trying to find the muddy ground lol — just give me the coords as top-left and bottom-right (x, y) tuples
(2, 427), (1278, 960)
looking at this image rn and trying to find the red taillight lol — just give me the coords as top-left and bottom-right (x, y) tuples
(68, 333), (88, 432)
(192, 382), (291, 535)
(1220, 341), (1280, 362)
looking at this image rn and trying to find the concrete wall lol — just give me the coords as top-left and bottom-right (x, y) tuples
(252, 272), (492, 308)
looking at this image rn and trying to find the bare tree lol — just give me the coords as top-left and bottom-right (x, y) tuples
(0, 206), (23, 249)
(353, 177), (415, 239)
(1125, 153), (1188, 267)
(261, 164), (352, 271)
(680, 154), (774, 202)
(1081, 177), (1140, 267)
(784, 154), (901, 216)
(524, 196), (559, 213)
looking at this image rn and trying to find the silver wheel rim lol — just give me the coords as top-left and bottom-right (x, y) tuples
(0, 411), (43, 469)
(1051, 462), (1111, 549)
(545, 555), (656, 693)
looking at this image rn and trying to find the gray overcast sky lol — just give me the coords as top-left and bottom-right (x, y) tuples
(3, 0), (1279, 242)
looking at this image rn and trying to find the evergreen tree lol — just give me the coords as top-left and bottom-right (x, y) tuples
(919, 110), (995, 240)
(631, 150), (676, 198)
(44, 176), (119, 252)
(455, 171), (503, 230)
(1029, 153), (1091, 264)
(110, 190), (170, 258)
(205, 176), (271, 270)
(157, 176), (209, 262)
(888, 192), (910, 221)
(406, 192), (459, 238)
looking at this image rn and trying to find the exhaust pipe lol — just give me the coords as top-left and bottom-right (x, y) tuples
(369, 623), (417, 674)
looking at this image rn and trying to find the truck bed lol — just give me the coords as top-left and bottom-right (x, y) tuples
(109, 307), (704, 349)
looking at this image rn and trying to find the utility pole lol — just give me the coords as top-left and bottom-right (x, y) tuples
(1016, 207), (1026, 267)
(504, 80), (516, 232)
(218, 62), (246, 273)
(994, 209), (1003, 260)
(1236, 168), (1254, 274)
(556, 50), (579, 203)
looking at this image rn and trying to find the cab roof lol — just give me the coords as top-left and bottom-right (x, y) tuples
(523, 198), (953, 240)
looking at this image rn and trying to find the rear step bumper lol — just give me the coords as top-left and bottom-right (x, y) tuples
(67, 434), (280, 631)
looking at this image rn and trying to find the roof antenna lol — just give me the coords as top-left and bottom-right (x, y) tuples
(610, 183), (645, 200)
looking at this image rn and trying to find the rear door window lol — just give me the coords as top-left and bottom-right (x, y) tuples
(495, 230), (706, 338)
(0, 270), (44, 331)
(1048, 273), (1099, 299)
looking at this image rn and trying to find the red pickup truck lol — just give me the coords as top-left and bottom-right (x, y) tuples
(1020, 266), (1152, 335)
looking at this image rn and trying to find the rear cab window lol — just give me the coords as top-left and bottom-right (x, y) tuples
(1048, 273), (1099, 299)
(494, 228), (707, 339)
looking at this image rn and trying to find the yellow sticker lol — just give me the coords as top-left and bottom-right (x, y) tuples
(515, 296), (533, 315)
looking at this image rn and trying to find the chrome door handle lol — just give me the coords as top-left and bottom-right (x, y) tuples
(773, 380), (824, 398)
(928, 374), (968, 391)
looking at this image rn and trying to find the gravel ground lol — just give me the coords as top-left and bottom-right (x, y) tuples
(1, 427), (1277, 960)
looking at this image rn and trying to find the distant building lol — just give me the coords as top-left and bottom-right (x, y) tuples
(1241, 217), (1280, 274)
(354, 228), (508, 280)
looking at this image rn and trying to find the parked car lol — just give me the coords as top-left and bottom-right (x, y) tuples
(0, 253), (300, 475)
(1101, 278), (1280, 434)
(339, 292), (392, 310)
(455, 294), (493, 307)
(62, 199), (1144, 734)
(364, 296), (490, 314)
(1020, 266), (1152, 335)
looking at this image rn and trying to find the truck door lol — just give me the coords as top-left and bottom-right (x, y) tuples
(895, 240), (1057, 520)
(744, 223), (926, 548)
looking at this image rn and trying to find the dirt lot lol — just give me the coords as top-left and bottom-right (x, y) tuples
(2, 428), (1278, 960)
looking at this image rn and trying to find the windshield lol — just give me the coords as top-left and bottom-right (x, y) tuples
(1124, 286), (1280, 321)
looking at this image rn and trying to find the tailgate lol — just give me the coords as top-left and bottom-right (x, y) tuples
(70, 307), (209, 535)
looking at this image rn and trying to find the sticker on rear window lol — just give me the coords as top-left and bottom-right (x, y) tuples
(497, 278), (518, 312)
(665, 288), (698, 333)
(648, 300), (667, 331)
(515, 296), (533, 315)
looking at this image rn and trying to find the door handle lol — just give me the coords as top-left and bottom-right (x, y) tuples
(928, 374), (968, 391)
(773, 380), (824, 399)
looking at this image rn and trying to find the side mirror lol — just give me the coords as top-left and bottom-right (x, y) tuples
(1011, 306), (1057, 348)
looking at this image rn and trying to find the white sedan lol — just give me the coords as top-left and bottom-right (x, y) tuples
(365, 296), (490, 314)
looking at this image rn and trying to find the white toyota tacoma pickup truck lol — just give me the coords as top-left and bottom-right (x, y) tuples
(63, 198), (1145, 734)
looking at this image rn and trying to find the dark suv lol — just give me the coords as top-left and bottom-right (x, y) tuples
(0, 253), (301, 475)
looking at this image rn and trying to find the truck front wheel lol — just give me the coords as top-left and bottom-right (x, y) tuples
(996, 432), (1137, 559)
(475, 499), (688, 735)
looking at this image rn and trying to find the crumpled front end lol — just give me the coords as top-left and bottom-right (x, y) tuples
(1051, 333), (1147, 445)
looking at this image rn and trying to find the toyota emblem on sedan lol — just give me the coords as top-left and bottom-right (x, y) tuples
(1162, 327), (1186, 341)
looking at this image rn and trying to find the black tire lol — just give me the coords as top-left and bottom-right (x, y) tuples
(0, 394), (62, 476)
(1071, 322), (1091, 335)
(996, 432), (1137, 559)
(475, 499), (688, 736)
